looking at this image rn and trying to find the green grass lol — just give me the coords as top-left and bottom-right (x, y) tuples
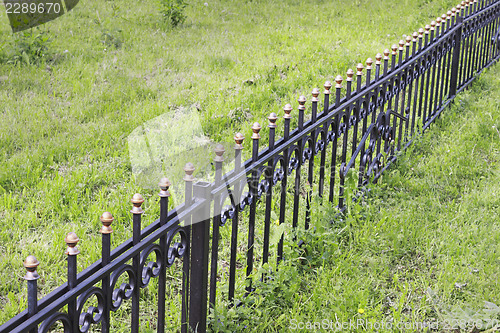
(0, 0), (485, 330)
(212, 63), (500, 332)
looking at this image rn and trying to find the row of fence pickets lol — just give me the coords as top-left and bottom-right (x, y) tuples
(17, 0), (497, 301)
(6, 0), (500, 332)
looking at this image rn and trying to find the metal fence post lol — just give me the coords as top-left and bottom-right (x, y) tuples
(24, 256), (40, 333)
(130, 194), (144, 333)
(449, 16), (464, 97)
(65, 232), (80, 333)
(100, 212), (114, 333)
(189, 181), (212, 333)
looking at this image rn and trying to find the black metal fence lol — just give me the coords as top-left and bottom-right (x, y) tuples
(1, 0), (499, 332)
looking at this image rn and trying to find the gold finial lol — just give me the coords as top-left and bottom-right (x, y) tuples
(24, 255), (40, 280)
(356, 63), (364, 75)
(65, 232), (80, 256)
(383, 49), (390, 59)
(346, 69), (354, 81)
(418, 28), (425, 37)
(335, 75), (343, 88)
(442, 14), (447, 21)
(297, 95), (306, 109)
(323, 81), (332, 94)
(311, 88), (320, 102)
(375, 53), (382, 64)
(100, 212), (114, 234)
(158, 177), (171, 197)
(391, 45), (398, 55)
(424, 25), (431, 34)
(214, 144), (225, 162)
(412, 31), (418, 41)
(451, 7), (457, 16)
(405, 35), (412, 45)
(183, 163), (195, 182)
(447, 10), (452, 18)
(456, 4), (461, 11)
(398, 40), (405, 50)
(431, 21), (436, 30)
(268, 113), (278, 128)
(131, 193), (145, 214)
(251, 122), (261, 139)
(436, 17), (442, 26)
(366, 58), (373, 69)
(283, 104), (293, 119)
(234, 132), (245, 149)
(461, 1), (465, 6)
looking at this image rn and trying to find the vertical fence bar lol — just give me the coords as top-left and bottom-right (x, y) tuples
(278, 105), (291, 260)
(391, 45), (397, 70)
(130, 194), (143, 333)
(438, 14), (448, 106)
(434, 18), (444, 112)
(383, 49), (390, 75)
(300, 95), (313, 231)
(450, 16), (464, 97)
(375, 53), (382, 81)
(189, 181), (211, 333)
(100, 212), (114, 333)
(209, 146), (224, 309)
(366, 58), (373, 85)
(24, 256), (40, 333)
(158, 178), (170, 332)
(314, 88), (326, 199)
(65, 232), (79, 333)
(262, 114), (277, 265)
(395, 41), (405, 150)
(323, 81), (331, 116)
(246, 123), (261, 294)
(293, 99), (304, 231)
(422, 25), (431, 127)
(328, 76), (342, 204)
(229, 134), (244, 302)
(444, 12), (454, 98)
(351, 64), (363, 164)
(182, 164), (194, 332)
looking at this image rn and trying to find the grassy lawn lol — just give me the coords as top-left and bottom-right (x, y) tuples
(222, 63), (499, 332)
(1, 0), (490, 330)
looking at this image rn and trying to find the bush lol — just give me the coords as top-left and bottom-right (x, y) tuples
(159, 0), (188, 27)
(1, 30), (52, 66)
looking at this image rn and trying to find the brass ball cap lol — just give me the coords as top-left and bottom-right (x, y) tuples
(159, 177), (172, 189)
(234, 132), (245, 144)
(24, 255), (40, 269)
(100, 211), (114, 234)
(311, 88), (320, 97)
(65, 232), (80, 245)
(131, 193), (144, 205)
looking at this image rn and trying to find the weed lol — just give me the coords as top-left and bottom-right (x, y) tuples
(158, 0), (188, 27)
(2, 29), (52, 66)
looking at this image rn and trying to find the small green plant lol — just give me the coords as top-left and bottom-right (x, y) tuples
(159, 0), (188, 27)
(4, 30), (52, 66)
(101, 28), (123, 49)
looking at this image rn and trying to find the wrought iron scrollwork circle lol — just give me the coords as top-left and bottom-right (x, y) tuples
(76, 286), (105, 332)
(166, 226), (188, 267)
(39, 312), (72, 333)
(110, 264), (135, 311)
(140, 244), (162, 288)
(220, 204), (236, 225)
(257, 179), (270, 199)
(239, 191), (253, 210)
(273, 168), (284, 184)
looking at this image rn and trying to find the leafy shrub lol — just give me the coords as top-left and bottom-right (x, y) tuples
(2, 30), (52, 66)
(159, 0), (188, 27)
